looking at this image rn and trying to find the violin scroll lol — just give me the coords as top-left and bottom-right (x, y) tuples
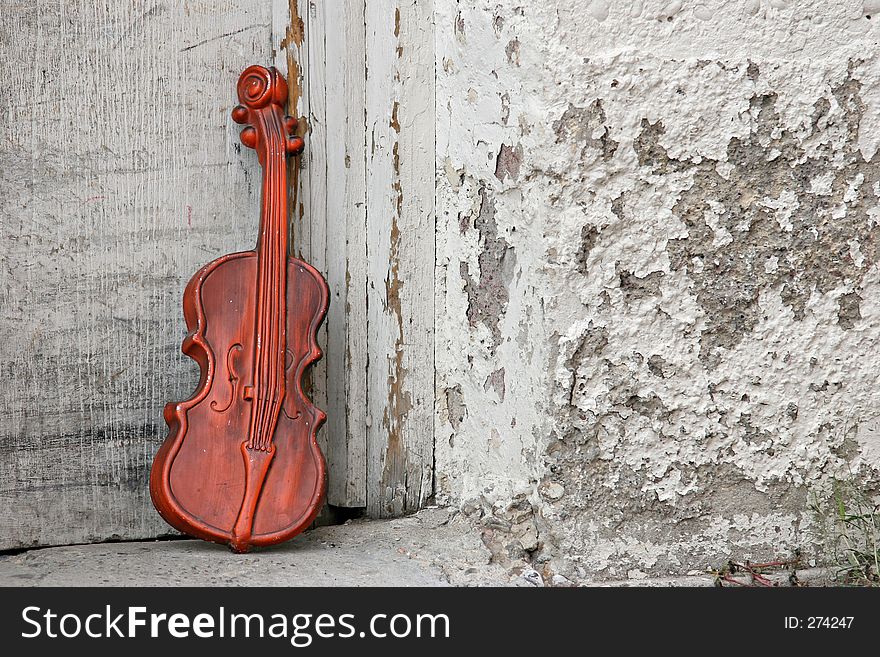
(231, 65), (304, 156)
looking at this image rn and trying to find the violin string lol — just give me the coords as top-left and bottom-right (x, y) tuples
(251, 114), (272, 452)
(271, 119), (287, 450)
(247, 107), (294, 454)
(249, 155), (263, 453)
(265, 130), (282, 452)
(270, 138), (283, 451)
(247, 223), (263, 452)
(261, 118), (286, 452)
(263, 115), (283, 452)
(278, 112), (292, 440)
(256, 134), (275, 452)
(255, 146), (270, 453)
(266, 121), (287, 450)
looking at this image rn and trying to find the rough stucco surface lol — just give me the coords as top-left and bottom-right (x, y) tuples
(435, 0), (880, 581)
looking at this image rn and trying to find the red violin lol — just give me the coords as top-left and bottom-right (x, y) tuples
(150, 65), (329, 553)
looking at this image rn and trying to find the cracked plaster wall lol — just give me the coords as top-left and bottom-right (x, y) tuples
(435, 0), (880, 580)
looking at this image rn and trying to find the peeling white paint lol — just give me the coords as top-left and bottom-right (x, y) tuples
(435, 0), (880, 580)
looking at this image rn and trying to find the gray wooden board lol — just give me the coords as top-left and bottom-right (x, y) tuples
(364, 0), (436, 517)
(0, 0), (274, 549)
(0, 0), (436, 550)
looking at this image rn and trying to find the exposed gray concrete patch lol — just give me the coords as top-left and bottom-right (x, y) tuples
(483, 367), (506, 401)
(576, 225), (600, 274)
(647, 354), (673, 378)
(838, 291), (863, 329)
(747, 60), (760, 82)
(494, 143), (522, 181)
(445, 385), (467, 433)
(553, 100), (619, 162)
(646, 74), (880, 362)
(617, 265), (665, 302)
(504, 38), (519, 66)
(460, 187), (516, 351)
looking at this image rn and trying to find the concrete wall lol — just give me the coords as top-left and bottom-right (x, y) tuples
(435, 0), (880, 580)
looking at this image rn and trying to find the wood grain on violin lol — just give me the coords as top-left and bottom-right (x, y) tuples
(150, 66), (329, 553)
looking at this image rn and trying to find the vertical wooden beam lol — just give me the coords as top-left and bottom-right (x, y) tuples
(273, 0), (329, 457)
(277, 0), (435, 516)
(273, 0), (312, 263)
(301, 0), (330, 455)
(324, 0), (369, 506)
(365, 1), (436, 516)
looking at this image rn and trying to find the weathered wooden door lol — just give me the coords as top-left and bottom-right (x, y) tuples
(0, 0), (434, 550)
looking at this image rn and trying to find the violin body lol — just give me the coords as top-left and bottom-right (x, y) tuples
(150, 66), (329, 552)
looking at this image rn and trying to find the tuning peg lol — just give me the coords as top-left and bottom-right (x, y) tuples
(231, 105), (249, 124)
(286, 136), (305, 155)
(240, 127), (258, 149)
(284, 116), (298, 134)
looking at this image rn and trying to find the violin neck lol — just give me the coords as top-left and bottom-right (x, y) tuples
(256, 134), (289, 261)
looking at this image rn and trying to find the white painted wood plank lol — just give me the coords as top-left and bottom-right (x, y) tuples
(324, 0), (369, 507)
(365, 0), (436, 517)
(301, 1), (331, 432)
(273, 0), (330, 456)
(274, 0), (312, 263)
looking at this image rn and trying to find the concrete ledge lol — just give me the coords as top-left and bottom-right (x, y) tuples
(0, 507), (839, 587)
(0, 508), (505, 587)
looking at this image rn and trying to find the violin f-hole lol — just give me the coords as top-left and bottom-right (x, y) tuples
(281, 347), (301, 421)
(210, 343), (243, 414)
